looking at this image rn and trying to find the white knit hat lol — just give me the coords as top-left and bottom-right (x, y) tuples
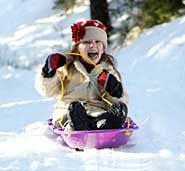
(71, 20), (108, 48)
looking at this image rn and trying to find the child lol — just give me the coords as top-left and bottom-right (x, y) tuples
(35, 19), (128, 131)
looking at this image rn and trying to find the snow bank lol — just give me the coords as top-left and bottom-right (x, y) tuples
(116, 15), (185, 152)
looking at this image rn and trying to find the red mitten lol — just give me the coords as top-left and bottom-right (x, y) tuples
(97, 70), (108, 86)
(42, 53), (66, 77)
(97, 70), (123, 98)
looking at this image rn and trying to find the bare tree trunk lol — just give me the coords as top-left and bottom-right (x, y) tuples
(90, 0), (112, 34)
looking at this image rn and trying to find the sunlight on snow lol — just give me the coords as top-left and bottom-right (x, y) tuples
(35, 14), (62, 24)
(171, 34), (185, 45)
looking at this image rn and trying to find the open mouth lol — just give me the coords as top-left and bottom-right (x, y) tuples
(88, 52), (98, 59)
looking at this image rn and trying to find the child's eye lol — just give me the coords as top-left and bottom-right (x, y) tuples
(83, 41), (91, 44)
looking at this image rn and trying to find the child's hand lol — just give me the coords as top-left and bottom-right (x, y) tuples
(42, 53), (66, 77)
(97, 70), (123, 98)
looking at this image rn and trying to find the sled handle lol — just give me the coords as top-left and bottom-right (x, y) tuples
(101, 92), (112, 106)
(62, 52), (102, 72)
(126, 117), (130, 128)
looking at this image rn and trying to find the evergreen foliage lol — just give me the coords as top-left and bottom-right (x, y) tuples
(137, 0), (185, 29)
(53, 0), (76, 11)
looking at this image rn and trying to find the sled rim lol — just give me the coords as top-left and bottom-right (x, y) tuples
(54, 127), (137, 135)
(48, 117), (138, 135)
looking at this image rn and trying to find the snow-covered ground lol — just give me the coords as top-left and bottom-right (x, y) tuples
(0, 0), (185, 170)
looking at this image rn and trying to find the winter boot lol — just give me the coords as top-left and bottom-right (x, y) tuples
(97, 102), (128, 129)
(67, 101), (88, 130)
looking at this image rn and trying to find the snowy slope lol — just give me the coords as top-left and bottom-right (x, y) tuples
(0, 1), (185, 171)
(0, 0), (90, 68)
(116, 16), (185, 137)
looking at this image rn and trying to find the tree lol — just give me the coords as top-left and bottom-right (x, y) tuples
(137, 0), (185, 29)
(90, 0), (112, 34)
(170, 0), (185, 9)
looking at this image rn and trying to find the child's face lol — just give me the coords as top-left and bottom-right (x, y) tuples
(77, 40), (104, 64)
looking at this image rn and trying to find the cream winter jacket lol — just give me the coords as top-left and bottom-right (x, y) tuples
(35, 56), (128, 127)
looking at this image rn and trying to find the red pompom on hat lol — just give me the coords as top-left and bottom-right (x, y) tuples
(71, 19), (108, 48)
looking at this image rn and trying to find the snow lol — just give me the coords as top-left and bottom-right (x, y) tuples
(0, 0), (185, 170)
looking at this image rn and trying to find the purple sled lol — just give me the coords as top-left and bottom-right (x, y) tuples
(48, 118), (138, 149)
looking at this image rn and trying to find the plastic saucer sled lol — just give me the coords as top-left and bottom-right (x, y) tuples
(48, 118), (138, 149)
